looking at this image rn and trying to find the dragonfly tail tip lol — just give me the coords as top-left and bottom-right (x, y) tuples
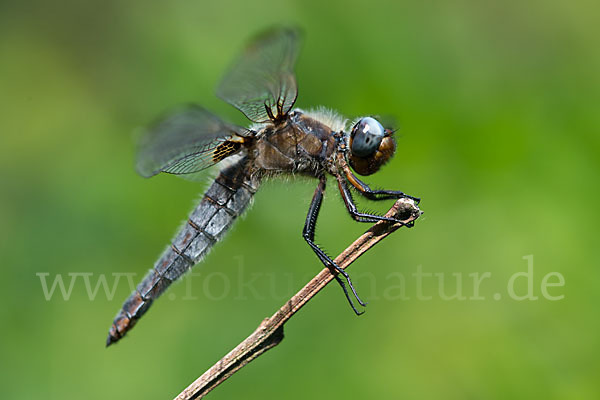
(106, 333), (119, 348)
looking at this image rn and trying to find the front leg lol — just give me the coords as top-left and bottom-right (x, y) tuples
(343, 165), (420, 203)
(336, 174), (415, 227)
(303, 175), (366, 314)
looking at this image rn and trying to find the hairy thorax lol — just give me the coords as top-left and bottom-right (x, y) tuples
(252, 111), (338, 176)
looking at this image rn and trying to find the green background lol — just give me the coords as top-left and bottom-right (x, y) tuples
(1, 0), (598, 398)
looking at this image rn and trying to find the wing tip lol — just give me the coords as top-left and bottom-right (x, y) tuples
(135, 161), (160, 178)
(253, 25), (303, 42)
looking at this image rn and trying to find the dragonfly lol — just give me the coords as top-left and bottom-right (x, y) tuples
(106, 28), (419, 346)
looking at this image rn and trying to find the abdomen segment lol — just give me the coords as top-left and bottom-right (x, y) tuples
(106, 158), (258, 346)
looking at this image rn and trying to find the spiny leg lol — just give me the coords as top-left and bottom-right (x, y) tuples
(333, 274), (364, 315)
(343, 166), (420, 204)
(303, 175), (366, 312)
(337, 174), (414, 227)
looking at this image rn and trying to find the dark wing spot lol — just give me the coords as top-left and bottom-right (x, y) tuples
(212, 140), (243, 163)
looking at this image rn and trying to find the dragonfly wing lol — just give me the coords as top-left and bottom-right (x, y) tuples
(216, 27), (301, 123)
(136, 105), (251, 178)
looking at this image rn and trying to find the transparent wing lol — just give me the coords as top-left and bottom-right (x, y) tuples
(216, 27), (300, 123)
(136, 105), (251, 178)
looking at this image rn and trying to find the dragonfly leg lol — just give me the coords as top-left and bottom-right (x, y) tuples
(303, 175), (366, 312)
(343, 166), (420, 204)
(333, 274), (364, 315)
(337, 174), (413, 227)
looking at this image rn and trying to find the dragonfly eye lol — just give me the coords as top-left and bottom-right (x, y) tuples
(350, 117), (385, 157)
(348, 117), (396, 176)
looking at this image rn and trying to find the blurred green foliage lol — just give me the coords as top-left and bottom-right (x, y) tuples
(1, 0), (598, 398)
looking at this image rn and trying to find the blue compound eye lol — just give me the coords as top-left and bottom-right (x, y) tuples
(350, 117), (385, 157)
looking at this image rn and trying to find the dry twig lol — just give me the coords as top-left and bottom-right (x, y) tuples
(175, 198), (422, 400)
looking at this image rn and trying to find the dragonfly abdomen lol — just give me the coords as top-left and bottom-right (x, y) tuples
(107, 157), (258, 346)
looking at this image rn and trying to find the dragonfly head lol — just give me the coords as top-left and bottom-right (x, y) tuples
(347, 117), (396, 176)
